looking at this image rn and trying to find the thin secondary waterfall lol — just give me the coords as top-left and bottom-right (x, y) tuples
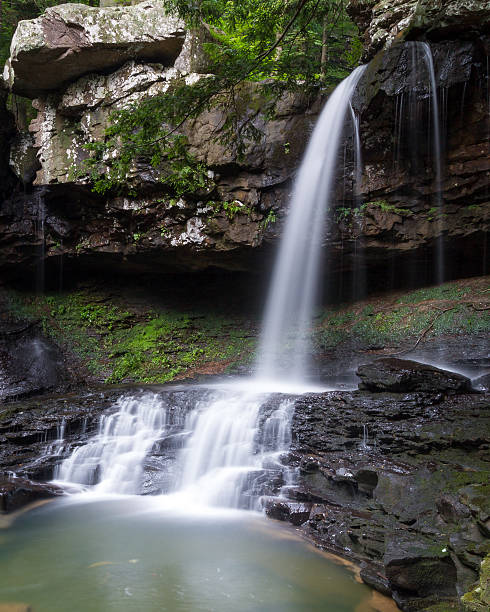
(420, 42), (444, 283)
(349, 102), (366, 300)
(54, 67), (366, 509)
(393, 43), (444, 284)
(34, 187), (48, 294)
(256, 65), (366, 382)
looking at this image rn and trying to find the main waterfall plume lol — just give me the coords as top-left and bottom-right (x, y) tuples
(54, 67), (366, 508)
(256, 66), (367, 383)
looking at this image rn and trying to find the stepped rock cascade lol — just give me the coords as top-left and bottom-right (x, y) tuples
(55, 393), (180, 494)
(256, 65), (366, 382)
(54, 69), (367, 508)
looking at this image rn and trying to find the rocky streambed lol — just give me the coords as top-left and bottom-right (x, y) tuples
(1, 357), (488, 611)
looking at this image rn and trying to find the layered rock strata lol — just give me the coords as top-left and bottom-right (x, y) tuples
(0, 0), (488, 281)
(268, 359), (490, 611)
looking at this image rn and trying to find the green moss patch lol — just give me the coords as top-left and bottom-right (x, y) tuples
(5, 290), (256, 384)
(314, 278), (489, 351)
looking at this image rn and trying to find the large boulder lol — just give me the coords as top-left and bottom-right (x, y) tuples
(0, 321), (67, 402)
(356, 357), (472, 393)
(3, 1), (186, 98)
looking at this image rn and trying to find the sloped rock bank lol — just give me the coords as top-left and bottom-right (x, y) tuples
(265, 360), (490, 611)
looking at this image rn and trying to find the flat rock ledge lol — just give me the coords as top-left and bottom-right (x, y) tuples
(356, 357), (473, 393)
(0, 476), (64, 513)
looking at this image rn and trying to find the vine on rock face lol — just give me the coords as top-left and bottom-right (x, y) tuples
(76, 0), (362, 195)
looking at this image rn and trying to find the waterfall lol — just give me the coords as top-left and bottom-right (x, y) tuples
(420, 42), (444, 284)
(54, 393), (179, 494)
(256, 65), (366, 382)
(349, 102), (366, 300)
(34, 187), (48, 294)
(393, 43), (444, 284)
(54, 67), (367, 509)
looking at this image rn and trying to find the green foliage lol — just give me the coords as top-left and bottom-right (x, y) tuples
(261, 209), (277, 229)
(208, 199), (252, 219)
(397, 285), (473, 304)
(335, 200), (412, 225)
(313, 280), (490, 351)
(6, 289), (256, 384)
(73, 0), (362, 193)
(83, 127), (213, 196)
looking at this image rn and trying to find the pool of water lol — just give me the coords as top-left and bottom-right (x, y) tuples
(0, 496), (395, 612)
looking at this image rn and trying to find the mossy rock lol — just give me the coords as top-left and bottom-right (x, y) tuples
(461, 554), (490, 611)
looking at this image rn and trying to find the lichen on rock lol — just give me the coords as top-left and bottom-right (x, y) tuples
(4, 1), (186, 97)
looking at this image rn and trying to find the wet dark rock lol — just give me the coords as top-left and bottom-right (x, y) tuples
(285, 384), (490, 610)
(384, 535), (457, 597)
(357, 358), (472, 393)
(263, 498), (312, 526)
(0, 476), (63, 513)
(472, 373), (490, 391)
(0, 320), (68, 402)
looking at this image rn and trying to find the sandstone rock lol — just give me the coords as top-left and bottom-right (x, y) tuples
(0, 80), (16, 201)
(356, 357), (472, 393)
(4, 1), (185, 98)
(9, 131), (39, 184)
(0, 66), (314, 275)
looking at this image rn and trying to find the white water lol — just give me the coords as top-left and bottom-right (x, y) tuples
(418, 43), (444, 284)
(55, 68), (366, 509)
(55, 394), (173, 494)
(256, 65), (367, 383)
(174, 390), (295, 508)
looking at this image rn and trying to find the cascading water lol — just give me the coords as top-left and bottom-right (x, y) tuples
(54, 67), (367, 510)
(55, 393), (181, 494)
(349, 102), (366, 301)
(393, 43), (444, 284)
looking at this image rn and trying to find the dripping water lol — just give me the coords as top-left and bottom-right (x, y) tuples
(34, 187), (48, 294)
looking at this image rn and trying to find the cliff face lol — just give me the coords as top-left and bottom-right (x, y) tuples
(348, 0), (490, 60)
(0, 0), (488, 283)
(0, 1), (318, 278)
